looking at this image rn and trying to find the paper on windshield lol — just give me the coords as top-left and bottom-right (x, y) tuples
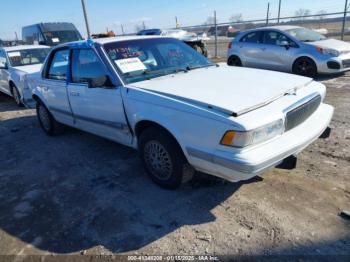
(52, 38), (60, 43)
(115, 57), (146, 73)
(8, 52), (21, 57)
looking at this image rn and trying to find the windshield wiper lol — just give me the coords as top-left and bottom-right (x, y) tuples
(186, 64), (216, 71)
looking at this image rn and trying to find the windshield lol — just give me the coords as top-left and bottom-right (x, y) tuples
(43, 30), (82, 45)
(7, 48), (50, 67)
(286, 28), (326, 42)
(103, 38), (214, 84)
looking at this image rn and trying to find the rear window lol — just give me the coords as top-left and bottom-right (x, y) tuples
(240, 31), (262, 44)
(7, 48), (50, 67)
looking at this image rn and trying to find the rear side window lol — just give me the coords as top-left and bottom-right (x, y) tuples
(71, 49), (107, 84)
(240, 31), (262, 44)
(47, 49), (69, 80)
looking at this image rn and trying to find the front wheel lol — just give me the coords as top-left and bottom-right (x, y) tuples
(36, 101), (64, 136)
(138, 127), (194, 189)
(292, 57), (317, 78)
(12, 85), (23, 107)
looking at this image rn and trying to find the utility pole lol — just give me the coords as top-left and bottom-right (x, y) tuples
(14, 32), (18, 41)
(81, 0), (91, 38)
(175, 16), (178, 28)
(266, 2), (270, 26)
(277, 0), (282, 24)
(341, 0), (348, 40)
(214, 10), (218, 58)
(120, 24), (125, 35)
(142, 21), (146, 30)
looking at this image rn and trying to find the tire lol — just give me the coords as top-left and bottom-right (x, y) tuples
(227, 55), (242, 67)
(11, 85), (23, 107)
(292, 57), (317, 78)
(36, 101), (64, 136)
(138, 126), (194, 189)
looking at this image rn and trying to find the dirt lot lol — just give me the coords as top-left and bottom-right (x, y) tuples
(0, 71), (349, 260)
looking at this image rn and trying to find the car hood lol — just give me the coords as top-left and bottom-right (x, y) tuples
(132, 64), (313, 116)
(308, 39), (350, 53)
(13, 64), (43, 74)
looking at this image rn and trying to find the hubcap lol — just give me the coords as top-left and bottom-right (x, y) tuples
(297, 60), (312, 75)
(144, 141), (173, 180)
(39, 105), (51, 131)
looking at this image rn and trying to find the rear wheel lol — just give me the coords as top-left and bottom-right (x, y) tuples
(36, 101), (64, 136)
(292, 57), (317, 78)
(227, 55), (242, 67)
(138, 127), (194, 189)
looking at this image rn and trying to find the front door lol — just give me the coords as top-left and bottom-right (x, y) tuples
(67, 48), (131, 145)
(259, 30), (298, 72)
(0, 50), (10, 95)
(40, 48), (74, 126)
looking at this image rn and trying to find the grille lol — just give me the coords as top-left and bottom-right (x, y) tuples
(342, 59), (350, 68)
(285, 95), (322, 132)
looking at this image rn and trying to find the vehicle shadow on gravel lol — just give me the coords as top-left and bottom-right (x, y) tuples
(0, 93), (30, 113)
(0, 115), (262, 254)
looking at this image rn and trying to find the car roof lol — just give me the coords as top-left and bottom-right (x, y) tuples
(55, 35), (167, 48)
(2, 45), (50, 52)
(261, 25), (302, 31)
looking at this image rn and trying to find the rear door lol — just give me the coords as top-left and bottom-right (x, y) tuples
(259, 30), (299, 71)
(40, 48), (74, 125)
(237, 31), (264, 68)
(67, 48), (131, 145)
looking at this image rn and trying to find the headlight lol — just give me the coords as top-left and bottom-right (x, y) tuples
(221, 119), (284, 148)
(316, 46), (340, 57)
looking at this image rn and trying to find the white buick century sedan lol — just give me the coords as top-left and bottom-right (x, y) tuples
(30, 36), (333, 189)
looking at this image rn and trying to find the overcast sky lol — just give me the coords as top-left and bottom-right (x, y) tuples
(0, 0), (347, 39)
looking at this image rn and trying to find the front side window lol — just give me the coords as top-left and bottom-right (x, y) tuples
(47, 49), (69, 80)
(263, 31), (297, 47)
(103, 38), (213, 84)
(71, 49), (107, 84)
(240, 32), (262, 44)
(7, 48), (50, 67)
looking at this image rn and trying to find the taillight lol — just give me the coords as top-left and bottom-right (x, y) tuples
(228, 42), (233, 49)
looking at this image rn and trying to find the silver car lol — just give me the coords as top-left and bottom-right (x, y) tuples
(227, 26), (350, 77)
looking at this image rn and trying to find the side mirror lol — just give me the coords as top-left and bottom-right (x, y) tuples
(87, 75), (115, 88)
(279, 41), (290, 49)
(0, 61), (8, 69)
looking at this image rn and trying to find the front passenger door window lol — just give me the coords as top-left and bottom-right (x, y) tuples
(71, 49), (108, 85)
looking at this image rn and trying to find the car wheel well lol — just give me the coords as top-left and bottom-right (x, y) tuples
(32, 94), (40, 102)
(135, 120), (184, 153)
(227, 55), (242, 66)
(293, 56), (317, 69)
(9, 80), (15, 94)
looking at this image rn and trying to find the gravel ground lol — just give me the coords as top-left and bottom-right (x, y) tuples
(0, 71), (349, 260)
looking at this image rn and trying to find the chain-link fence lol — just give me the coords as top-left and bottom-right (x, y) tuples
(176, 11), (350, 59)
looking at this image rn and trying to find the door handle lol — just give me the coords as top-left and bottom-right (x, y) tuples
(70, 91), (80, 96)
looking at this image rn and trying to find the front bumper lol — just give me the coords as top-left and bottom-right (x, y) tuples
(317, 53), (350, 74)
(188, 103), (334, 182)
